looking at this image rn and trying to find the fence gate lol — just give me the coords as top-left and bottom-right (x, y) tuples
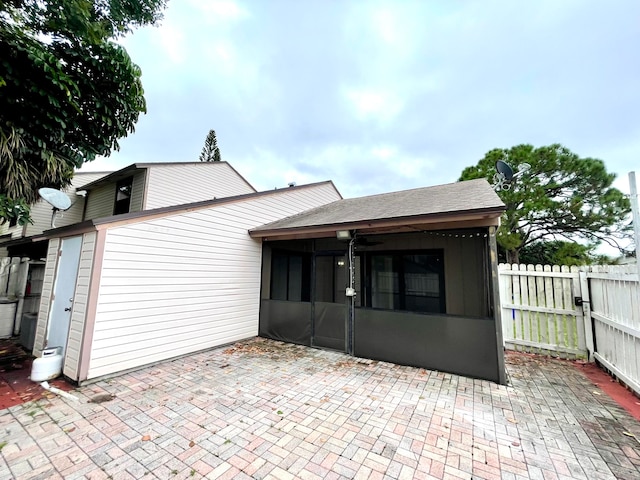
(499, 264), (592, 359)
(587, 266), (640, 394)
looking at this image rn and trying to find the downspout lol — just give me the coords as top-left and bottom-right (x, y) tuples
(40, 381), (79, 402)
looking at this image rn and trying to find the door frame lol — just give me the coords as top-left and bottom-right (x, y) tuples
(311, 250), (348, 352)
(45, 235), (83, 354)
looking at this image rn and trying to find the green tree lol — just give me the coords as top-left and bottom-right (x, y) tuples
(199, 129), (221, 162)
(459, 144), (630, 264)
(0, 0), (167, 225)
(518, 240), (597, 266)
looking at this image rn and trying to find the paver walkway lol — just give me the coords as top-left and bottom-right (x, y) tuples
(1, 338), (640, 479)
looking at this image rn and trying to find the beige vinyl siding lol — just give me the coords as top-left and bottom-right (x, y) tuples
(20, 172), (110, 238)
(84, 171), (145, 220)
(0, 223), (23, 240)
(33, 238), (60, 356)
(62, 232), (96, 380)
(144, 163), (255, 210)
(24, 201), (55, 237)
(130, 171), (145, 212)
(86, 183), (340, 379)
(49, 172), (111, 232)
(84, 183), (115, 220)
(25, 194), (82, 237)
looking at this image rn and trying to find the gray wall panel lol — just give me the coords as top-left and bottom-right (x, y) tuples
(312, 302), (346, 351)
(354, 308), (500, 382)
(259, 300), (311, 345)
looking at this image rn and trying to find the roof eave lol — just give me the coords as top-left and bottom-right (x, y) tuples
(81, 164), (144, 190)
(249, 206), (505, 240)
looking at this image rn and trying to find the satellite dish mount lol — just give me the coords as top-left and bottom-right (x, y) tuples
(38, 188), (72, 228)
(492, 160), (531, 191)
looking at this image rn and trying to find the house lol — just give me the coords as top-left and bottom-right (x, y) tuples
(251, 179), (507, 383)
(1, 161), (256, 259)
(0, 172), (111, 341)
(0, 171), (111, 258)
(32, 181), (342, 382)
(0, 161), (258, 347)
(80, 161), (256, 219)
(27, 163), (507, 385)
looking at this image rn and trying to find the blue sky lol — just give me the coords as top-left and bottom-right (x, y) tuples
(84, 0), (640, 199)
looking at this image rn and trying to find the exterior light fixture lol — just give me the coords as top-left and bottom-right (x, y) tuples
(336, 230), (351, 240)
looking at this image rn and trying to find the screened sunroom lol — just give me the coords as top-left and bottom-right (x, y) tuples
(251, 179), (508, 383)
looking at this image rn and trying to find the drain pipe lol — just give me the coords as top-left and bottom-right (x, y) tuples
(40, 381), (79, 402)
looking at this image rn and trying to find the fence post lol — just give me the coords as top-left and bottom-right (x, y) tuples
(498, 264), (512, 348)
(489, 227), (507, 385)
(579, 270), (594, 361)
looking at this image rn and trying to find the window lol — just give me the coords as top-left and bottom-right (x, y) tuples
(271, 251), (311, 302)
(114, 177), (133, 215)
(366, 250), (445, 313)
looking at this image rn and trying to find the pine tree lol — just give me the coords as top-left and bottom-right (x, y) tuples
(199, 129), (221, 162)
(459, 144), (630, 264)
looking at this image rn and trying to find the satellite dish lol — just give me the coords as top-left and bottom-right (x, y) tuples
(38, 188), (72, 228)
(39, 188), (71, 211)
(492, 160), (533, 191)
(513, 163), (531, 178)
(496, 160), (514, 181)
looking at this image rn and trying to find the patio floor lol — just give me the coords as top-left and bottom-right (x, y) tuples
(1, 338), (640, 480)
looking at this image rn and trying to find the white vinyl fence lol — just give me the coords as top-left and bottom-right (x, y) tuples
(588, 265), (640, 394)
(499, 264), (591, 358)
(499, 263), (640, 395)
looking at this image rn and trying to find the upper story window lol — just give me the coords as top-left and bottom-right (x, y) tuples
(114, 177), (133, 215)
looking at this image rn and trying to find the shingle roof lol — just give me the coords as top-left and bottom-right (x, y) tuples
(251, 178), (504, 233)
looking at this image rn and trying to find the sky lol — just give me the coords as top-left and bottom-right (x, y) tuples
(83, 0), (640, 200)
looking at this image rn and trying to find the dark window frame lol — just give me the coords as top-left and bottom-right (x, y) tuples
(270, 250), (311, 302)
(113, 176), (133, 215)
(362, 249), (446, 314)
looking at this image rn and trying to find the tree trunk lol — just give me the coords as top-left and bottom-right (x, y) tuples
(506, 249), (520, 264)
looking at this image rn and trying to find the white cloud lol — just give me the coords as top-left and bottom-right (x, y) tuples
(155, 23), (186, 64)
(371, 146), (396, 160)
(187, 0), (249, 23)
(98, 0), (640, 213)
(371, 7), (401, 46)
(344, 88), (404, 123)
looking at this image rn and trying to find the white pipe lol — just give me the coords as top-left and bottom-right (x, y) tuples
(40, 381), (79, 402)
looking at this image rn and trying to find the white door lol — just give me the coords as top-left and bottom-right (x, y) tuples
(46, 236), (82, 354)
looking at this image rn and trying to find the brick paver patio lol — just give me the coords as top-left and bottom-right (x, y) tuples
(1, 338), (640, 479)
